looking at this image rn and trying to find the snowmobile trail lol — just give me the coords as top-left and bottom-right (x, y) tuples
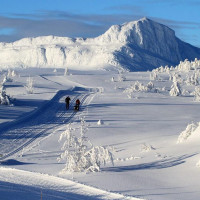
(0, 87), (92, 161)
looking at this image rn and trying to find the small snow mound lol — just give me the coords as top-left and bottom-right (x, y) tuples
(196, 160), (200, 167)
(97, 120), (104, 125)
(140, 143), (156, 152)
(177, 122), (199, 143)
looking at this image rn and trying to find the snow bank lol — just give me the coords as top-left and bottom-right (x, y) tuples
(0, 167), (141, 200)
(140, 143), (156, 152)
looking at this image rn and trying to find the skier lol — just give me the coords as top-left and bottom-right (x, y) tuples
(65, 96), (71, 110)
(74, 99), (80, 111)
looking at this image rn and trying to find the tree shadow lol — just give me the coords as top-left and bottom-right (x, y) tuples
(103, 154), (197, 172)
(0, 159), (34, 166)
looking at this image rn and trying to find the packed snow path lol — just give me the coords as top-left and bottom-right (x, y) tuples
(0, 87), (91, 160)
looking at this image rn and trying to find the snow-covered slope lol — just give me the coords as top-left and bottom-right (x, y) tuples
(0, 17), (200, 71)
(1, 61), (200, 199)
(0, 167), (138, 200)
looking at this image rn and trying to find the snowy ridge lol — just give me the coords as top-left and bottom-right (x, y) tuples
(0, 17), (200, 70)
(0, 167), (141, 200)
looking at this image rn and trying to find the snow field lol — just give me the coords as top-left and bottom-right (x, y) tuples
(1, 60), (200, 199)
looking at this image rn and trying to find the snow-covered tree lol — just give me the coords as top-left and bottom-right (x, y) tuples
(159, 66), (164, 73)
(127, 91), (133, 99)
(169, 81), (181, 96)
(164, 65), (170, 73)
(2, 75), (12, 84)
(170, 66), (174, 71)
(7, 69), (11, 77)
(191, 72), (199, 86)
(0, 85), (10, 105)
(2, 76), (7, 85)
(177, 122), (198, 143)
(171, 73), (182, 84)
(147, 81), (154, 91)
(185, 72), (199, 86)
(185, 74), (191, 86)
(118, 73), (126, 82)
(64, 67), (68, 76)
(11, 70), (16, 77)
(111, 77), (115, 82)
(169, 72), (173, 81)
(25, 77), (34, 94)
(58, 117), (114, 173)
(132, 81), (145, 92)
(194, 86), (200, 101)
(150, 71), (158, 80)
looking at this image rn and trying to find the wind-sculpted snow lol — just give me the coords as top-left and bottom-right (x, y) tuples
(0, 17), (200, 71)
(0, 167), (139, 200)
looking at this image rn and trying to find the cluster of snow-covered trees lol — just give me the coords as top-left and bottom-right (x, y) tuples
(57, 117), (114, 173)
(121, 58), (200, 168)
(152, 59), (200, 168)
(123, 81), (156, 98)
(0, 68), (35, 105)
(152, 58), (200, 73)
(150, 58), (200, 100)
(111, 71), (126, 82)
(121, 60), (200, 99)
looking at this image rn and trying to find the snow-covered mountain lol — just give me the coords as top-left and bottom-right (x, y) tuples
(0, 17), (200, 71)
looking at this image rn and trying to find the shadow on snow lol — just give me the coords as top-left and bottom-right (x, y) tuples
(103, 154), (197, 172)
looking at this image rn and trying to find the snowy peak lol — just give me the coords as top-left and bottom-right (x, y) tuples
(97, 17), (180, 64)
(97, 17), (175, 45)
(0, 18), (200, 71)
(96, 17), (200, 70)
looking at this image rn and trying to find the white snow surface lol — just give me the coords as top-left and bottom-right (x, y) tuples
(0, 17), (200, 71)
(1, 60), (200, 200)
(0, 167), (137, 200)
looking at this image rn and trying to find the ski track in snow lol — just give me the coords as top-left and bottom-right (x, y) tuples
(0, 87), (90, 160)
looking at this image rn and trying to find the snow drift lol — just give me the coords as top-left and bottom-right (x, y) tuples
(177, 122), (200, 143)
(0, 17), (200, 71)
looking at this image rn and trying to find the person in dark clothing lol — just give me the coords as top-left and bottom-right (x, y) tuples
(65, 96), (71, 110)
(74, 99), (80, 111)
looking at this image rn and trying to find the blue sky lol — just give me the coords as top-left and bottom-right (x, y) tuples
(0, 0), (199, 47)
